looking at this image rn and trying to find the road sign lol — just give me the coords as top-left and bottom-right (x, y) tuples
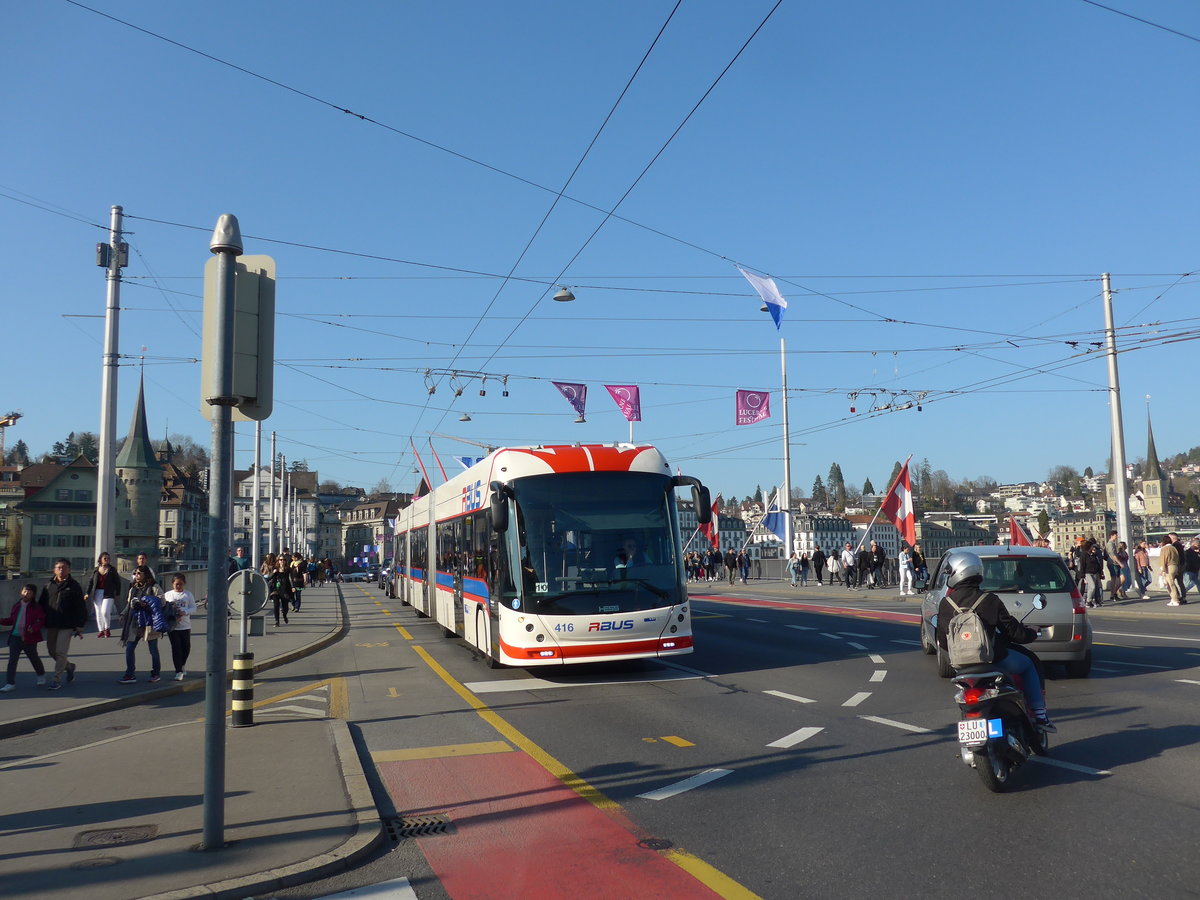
(227, 570), (268, 616)
(201, 254), (276, 422)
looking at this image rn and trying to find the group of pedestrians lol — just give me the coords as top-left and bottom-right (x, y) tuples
(684, 548), (751, 585)
(1, 553), (198, 692)
(257, 550), (327, 627)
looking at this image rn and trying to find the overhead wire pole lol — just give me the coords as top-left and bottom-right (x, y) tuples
(1102, 272), (1133, 544)
(781, 336), (793, 556)
(95, 205), (126, 561)
(252, 421), (262, 571)
(268, 433), (277, 555)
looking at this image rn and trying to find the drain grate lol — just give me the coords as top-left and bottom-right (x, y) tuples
(638, 837), (674, 852)
(384, 814), (455, 840)
(74, 825), (158, 848)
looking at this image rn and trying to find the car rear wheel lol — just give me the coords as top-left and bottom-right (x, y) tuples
(1065, 648), (1093, 678)
(936, 645), (954, 678)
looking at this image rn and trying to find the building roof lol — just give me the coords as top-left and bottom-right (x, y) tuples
(114, 377), (163, 472)
(1144, 414), (1165, 483)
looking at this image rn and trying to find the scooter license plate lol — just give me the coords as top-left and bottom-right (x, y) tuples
(958, 719), (1002, 744)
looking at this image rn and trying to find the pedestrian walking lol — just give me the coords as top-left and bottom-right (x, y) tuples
(1104, 530), (1126, 601)
(725, 549), (737, 585)
(290, 554), (305, 611)
(857, 545), (874, 589)
(1183, 538), (1200, 599)
(118, 566), (167, 684)
(163, 573), (197, 681)
(1133, 541), (1151, 597)
(828, 551), (841, 585)
(737, 550), (750, 584)
(1116, 541), (1132, 601)
(1160, 533), (1186, 606)
(812, 545), (826, 585)
(267, 558), (294, 626)
(870, 540), (886, 588)
(38, 558), (86, 691)
(799, 551), (810, 586)
(83, 552), (122, 639)
(2, 584), (47, 691)
(788, 553), (801, 587)
(1080, 538), (1105, 607)
(912, 542), (928, 589)
(898, 543), (916, 596)
(840, 543), (856, 589)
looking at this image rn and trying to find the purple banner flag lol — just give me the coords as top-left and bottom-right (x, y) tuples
(604, 385), (642, 422)
(735, 389), (770, 425)
(552, 381), (588, 418)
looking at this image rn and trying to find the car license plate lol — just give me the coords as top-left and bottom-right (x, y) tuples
(958, 719), (1002, 744)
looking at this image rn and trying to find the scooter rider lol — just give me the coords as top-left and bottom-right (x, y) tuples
(935, 550), (1055, 732)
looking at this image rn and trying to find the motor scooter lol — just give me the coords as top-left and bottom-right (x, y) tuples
(941, 594), (1050, 792)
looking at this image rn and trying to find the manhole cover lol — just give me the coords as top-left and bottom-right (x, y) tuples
(638, 837), (674, 851)
(385, 814), (455, 840)
(71, 856), (122, 869)
(74, 825), (158, 848)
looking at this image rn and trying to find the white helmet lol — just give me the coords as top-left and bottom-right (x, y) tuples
(944, 549), (983, 588)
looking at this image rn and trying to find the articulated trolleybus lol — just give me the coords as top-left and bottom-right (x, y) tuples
(390, 444), (711, 667)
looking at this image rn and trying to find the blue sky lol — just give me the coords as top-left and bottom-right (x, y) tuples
(4, 1), (1198, 500)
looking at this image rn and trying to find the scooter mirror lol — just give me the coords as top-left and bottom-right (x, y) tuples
(1032, 593), (1047, 610)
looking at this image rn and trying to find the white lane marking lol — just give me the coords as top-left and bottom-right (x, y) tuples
(317, 876), (419, 899)
(747, 618), (769, 623)
(870, 670), (887, 682)
(1094, 630), (1200, 644)
(820, 633), (842, 640)
(843, 692), (872, 707)
(1102, 660), (1171, 670)
(847, 642), (868, 651)
(859, 715), (933, 734)
(1177, 679), (1200, 685)
(767, 726), (825, 749)
(891, 639), (922, 646)
(637, 767), (733, 800)
(786, 624), (815, 631)
(256, 704), (326, 718)
(837, 632), (875, 638)
(658, 660), (717, 678)
(763, 689), (817, 704)
(464, 672), (701, 694)
(869, 654), (886, 664)
(1092, 666), (1121, 673)
(1030, 757), (1111, 776)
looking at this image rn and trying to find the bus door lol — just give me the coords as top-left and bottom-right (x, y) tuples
(451, 518), (466, 636)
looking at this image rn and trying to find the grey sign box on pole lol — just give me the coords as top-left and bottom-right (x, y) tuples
(201, 255), (275, 422)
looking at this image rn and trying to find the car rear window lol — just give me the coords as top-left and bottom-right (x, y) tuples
(980, 557), (1070, 593)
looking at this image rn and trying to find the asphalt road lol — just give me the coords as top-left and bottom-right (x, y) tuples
(11, 581), (1198, 899)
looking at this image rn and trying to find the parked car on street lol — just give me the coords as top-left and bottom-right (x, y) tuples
(342, 570), (369, 583)
(919, 545), (1092, 677)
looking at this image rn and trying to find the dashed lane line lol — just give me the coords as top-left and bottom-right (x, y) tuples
(847, 642), (868, 651)
(869, 654), (885, 664)
(1030, 757), (1112, 777)
(767, 726), (825, 749)
(842, 692), (872, 707)
(637, 768), (734, 801)
(870, 670), (887, 682)
(858, 716), (933, 734)
(763, 690), (817, 704)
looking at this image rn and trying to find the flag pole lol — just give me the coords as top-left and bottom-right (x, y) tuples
(855, 454), (912, 552)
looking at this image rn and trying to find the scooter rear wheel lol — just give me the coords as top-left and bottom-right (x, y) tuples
(975, 744), (1011, 792)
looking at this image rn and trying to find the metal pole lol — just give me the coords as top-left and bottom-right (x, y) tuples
(95, 205), (124, 562)
(281, 458), (289, 552)
(780, 336), (793, 556)
(252, 421), (261, 572)
(202, 213), (242, 850)
(268, 433), (277, 555)
(1103, 273), (1133, 544)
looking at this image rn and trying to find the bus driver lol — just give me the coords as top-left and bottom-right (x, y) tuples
(614, 537), (652, 569)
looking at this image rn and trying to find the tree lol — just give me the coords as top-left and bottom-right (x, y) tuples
(290, 459), (309, 472)
(1083, 466), (1094, 478)
(811, 474), (827, 507)
(862, 477), (875, 495)
(4, 439), (29, 467)
(915, 458), (933, 498)
(1037, 510), (1050, 538)
(318, 479), (344, 494)
(370, 478), (393, 495)
(1047, 464), (1079, 485)
(827, 463), (846, 511)
(887, 460), (903, 490)
(1185, 492), (1200, 513)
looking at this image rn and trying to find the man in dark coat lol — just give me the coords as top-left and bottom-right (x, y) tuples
(39, 558), (87, 690)
(812, 545), (827, 585)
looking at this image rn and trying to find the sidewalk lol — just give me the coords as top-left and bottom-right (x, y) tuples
(0, 582), (382, 900)
(688, 575), (1200, 618)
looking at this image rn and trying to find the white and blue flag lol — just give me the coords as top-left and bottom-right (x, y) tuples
(737, 265), (787, 330)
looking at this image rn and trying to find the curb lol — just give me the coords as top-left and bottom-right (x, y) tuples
(0, 586), (350, 740)
(137, 717), (384, 900)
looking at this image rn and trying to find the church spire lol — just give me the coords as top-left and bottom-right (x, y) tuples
(1145, 413), (1165, 482)
(114, 375), (162, 471)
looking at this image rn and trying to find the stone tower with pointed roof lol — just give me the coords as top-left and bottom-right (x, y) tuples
(1140, 413), (1169, 516)
(114, 377), (163, 574)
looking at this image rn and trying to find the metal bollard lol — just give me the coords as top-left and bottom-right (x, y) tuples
(231, 652), (254, 727)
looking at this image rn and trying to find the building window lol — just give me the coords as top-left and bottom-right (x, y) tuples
(32, 557), (51, 571)
(164, 527), (173, 539)
(35, 514), (51, 526)
(74, 514), (92, 527)
(54, 535), (69, 547)
(75, 490), (93, 502)
(34, 535), (49, 547)
(73, 535), (90, 548)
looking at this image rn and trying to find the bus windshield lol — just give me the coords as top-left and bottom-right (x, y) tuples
(511, 471), (680, 615)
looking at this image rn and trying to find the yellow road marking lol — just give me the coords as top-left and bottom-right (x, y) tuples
(382, 610), (392, 615)
(356, 641), (391, 647)
(393, 623), (413, 640)
(410, 644), (762, 899)
(372, 741), (514, 762)
(387, 687), (400, 698)
(329, 677), (348, 719)
(661, 735), (695, 748)
(374, 601), (382, 605)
